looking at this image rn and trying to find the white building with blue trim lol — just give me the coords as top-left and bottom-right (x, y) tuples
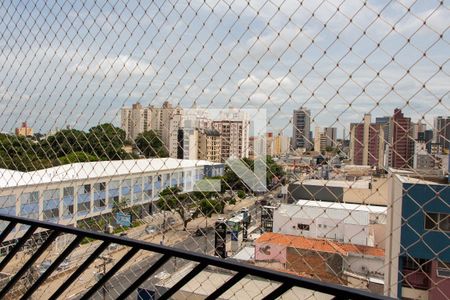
(0, 158), (223, 237)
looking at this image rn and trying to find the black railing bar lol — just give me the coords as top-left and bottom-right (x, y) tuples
(158, 262), (208, 300)
(0, 225), (38, 272)
(21, 235), (85, 300)
(49, 241), (111, 300)
(0, 221), (18, 245)
(0, 230), (60, 298)
(262, 282), (293, 300)
(0, 215), (392, 300)
(80, 247), (140, 300)
(118, 254), (171, 299)
(205, 271), (247, 300)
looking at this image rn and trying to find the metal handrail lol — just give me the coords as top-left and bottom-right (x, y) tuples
(0, 213), (392, 300)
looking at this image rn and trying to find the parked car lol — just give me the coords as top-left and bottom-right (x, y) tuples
(145, 225), (159, 234)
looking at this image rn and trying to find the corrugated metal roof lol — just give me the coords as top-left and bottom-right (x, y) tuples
(0, 158), (220, 188)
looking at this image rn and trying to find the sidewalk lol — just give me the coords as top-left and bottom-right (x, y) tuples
(29, 196), (259, 299)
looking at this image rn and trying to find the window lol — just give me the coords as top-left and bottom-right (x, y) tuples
(20, 192), (39, 219)
(62, 187), (74, 217)
(43, 189), (60, 221)
(402, 257), (430, 272)
(133, 178), (143, 203)
(108, 180), (120, 208)
(93, 182), (106, 211)
(144, 176), (153, 201)
(437, 261), (450, 278)
(297, 224), (310, 231)
(77, 185), (91, 215)
(121, 179), (132, 204)
(425, 212), (450, 231)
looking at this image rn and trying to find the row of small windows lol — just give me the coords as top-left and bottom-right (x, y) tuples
(0, 170), (197, 222)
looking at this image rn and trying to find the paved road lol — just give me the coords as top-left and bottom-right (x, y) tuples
(78, 202), (263, 300)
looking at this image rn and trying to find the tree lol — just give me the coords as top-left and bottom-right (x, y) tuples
(135, 130), (168, 157)
(86, 123), (129, 160)
(157, 187), (199, 230)
(55, 151), (98, 165)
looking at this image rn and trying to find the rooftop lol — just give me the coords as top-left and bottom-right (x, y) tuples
(256, 233), (384, 257)
(295, 179), (371, 189)
(0, 158), (220, 189)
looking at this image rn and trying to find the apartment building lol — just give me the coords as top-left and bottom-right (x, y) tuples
(434, 116), (450, 153)
(198, 128), (221, 162)
(15, 122), (33, 137)
(292, 107), (312, 150)
(389, 109), (414, 169)
(349, 114), (385, 168)
(212, 111), (249, 161)
(385, 170), (449, 299)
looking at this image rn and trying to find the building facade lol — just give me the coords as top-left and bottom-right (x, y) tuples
(349, 114), (385, 168)
(15, 122), (33, 137)
(389, 109), (414, 169)
(434, 116), (450, 153)
(292, 107), (312, 150)
(385, 171), (450, 299)
(273, 201), (386, 247)
(198, 129), (221, 162)
(0, 158), (223, 241)
(212, 112), (249, 161)
(324, 127), (337, 148)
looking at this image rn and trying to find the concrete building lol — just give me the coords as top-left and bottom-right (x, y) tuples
(349, 114), (385, 168)
(413, 141), (437, 169)
(198, 128), (221, 162)
(15, 122), (33, 137)
(212, 111), (250, 161)
(255, 232), (385, 292)
(121, 101), (183, 155)
(389, 109), (414, 169)
(385, 170), (449, 299)
(324, 127), (338, 148)
(0, 158), (223, 241)
(434, 116), (450, 153)
(272, 135), (290, 156)
(288, 178), (388, 206)
(292, 107), (312, 150)
(120, 102), (152, 140)
(376, 116), (391, 147)
(273, 201), (387, 247)
(314, 126), (321, 152)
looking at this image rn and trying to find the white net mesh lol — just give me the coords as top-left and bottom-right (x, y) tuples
(0, 0), (448, 299)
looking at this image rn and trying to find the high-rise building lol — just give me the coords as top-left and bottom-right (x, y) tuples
(418, 129), (434, 154)
(376, 116), (391, 146)
(15, 122), (33, 137)
(121, 101), (183, 156)
(292, 107), (312, 150)
(434, 116), (450, 153)
(349, 114), (385, 168)
(313, 126), (321, 152)
(389, 109), (414, 169)
(272, 135), (290, 156)
(198, 129), (221, 162)
(324, 127), (337, 148)
(212, 111), (250, 162)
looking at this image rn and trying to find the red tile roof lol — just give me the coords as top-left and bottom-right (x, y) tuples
(256, 232), (384, 257)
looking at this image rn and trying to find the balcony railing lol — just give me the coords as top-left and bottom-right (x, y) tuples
(0, 213), (392, 299)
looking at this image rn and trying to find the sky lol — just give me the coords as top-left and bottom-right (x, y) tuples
(0, 0), (448, 138)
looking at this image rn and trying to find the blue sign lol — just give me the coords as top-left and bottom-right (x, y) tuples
(137, 288), (155, 300)
(115, 212), (131, 227)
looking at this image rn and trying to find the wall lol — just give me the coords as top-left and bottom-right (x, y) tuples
(343, 254), (384, 278)
(400, 183), (450, 261)
(273, 205), (369, 246)
(254, 242), (287, 263)
(288, 184), (344, 203)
